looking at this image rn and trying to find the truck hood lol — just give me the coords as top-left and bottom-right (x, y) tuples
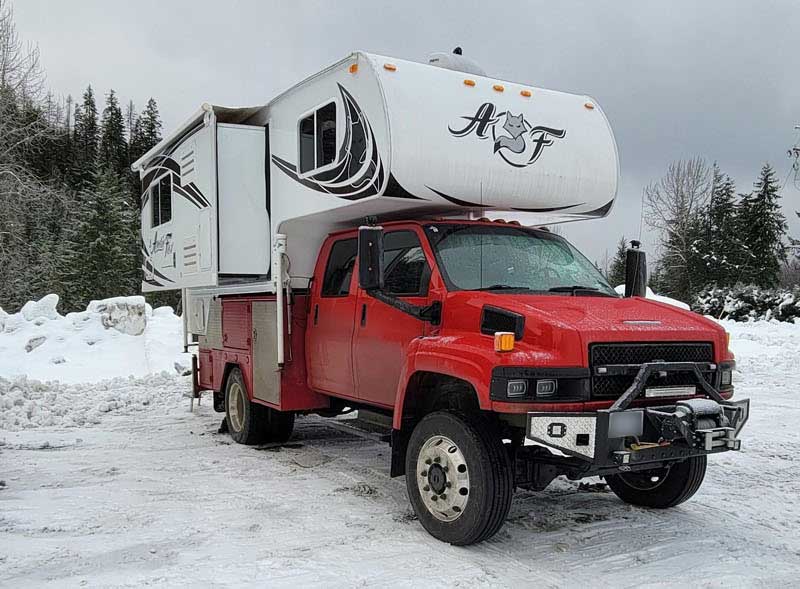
(446, 291), (730, 363)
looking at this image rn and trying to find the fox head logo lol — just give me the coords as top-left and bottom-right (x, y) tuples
(449, 103), (566, 168)
(494, 112), (527, 154)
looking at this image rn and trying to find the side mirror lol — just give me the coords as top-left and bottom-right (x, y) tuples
(624, 240), (647, 297)
(358, 226), (384, 291)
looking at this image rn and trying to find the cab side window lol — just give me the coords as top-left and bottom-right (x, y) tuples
(383, 231), (430, 296)
(321, 238), (357, 297)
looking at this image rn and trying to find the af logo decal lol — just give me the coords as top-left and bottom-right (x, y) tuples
(448, 102), (566, 168)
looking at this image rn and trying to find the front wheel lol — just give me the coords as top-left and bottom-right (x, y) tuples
(405, 411), (513, 545)
(605, 455), (707, 508)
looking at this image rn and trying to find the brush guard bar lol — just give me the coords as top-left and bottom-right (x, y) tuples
(526, 361), (750, 474)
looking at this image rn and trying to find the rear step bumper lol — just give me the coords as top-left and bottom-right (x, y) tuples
(525, 361), (750, 470)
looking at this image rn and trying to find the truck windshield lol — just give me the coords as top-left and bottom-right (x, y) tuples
(424, 223), (617, 296)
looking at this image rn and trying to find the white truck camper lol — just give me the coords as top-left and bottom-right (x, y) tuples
(133, 50), (618, 299)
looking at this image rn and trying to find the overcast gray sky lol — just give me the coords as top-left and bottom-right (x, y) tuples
(12, 0), (800, 260)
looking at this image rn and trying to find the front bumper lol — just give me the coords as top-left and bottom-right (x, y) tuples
(525, 361), (750, 471)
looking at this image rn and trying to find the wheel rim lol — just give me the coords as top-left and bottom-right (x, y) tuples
(416, 435), (470, 522)
(227, 382), (245, 433)
(617, 465), (672, 491)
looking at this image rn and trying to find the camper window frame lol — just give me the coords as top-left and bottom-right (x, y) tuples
(296, 99), (339, 179)
(149, 171), (173, 229)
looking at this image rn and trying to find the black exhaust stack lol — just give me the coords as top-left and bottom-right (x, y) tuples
(624, 240), (647, 298)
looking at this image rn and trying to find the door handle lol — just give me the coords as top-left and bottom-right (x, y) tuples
(360, 303), (367, 327)
(313, 304), (319, 325)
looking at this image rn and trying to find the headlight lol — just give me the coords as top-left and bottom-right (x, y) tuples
(721, 369), (732, 386)
(506, 380), (528, 397)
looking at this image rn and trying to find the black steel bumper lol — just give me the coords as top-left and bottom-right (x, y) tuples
(525, 362), (750, 473)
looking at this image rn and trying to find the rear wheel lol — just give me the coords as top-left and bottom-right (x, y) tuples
(405, 411), (513, 545)
(605, 455), (707, 508)
(224, 367), (294, 445)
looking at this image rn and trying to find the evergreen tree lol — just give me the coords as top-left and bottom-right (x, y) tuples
(72, 85), (99, 187)
(129, 97), (162, 206)
(607, 236), (627, 287)
(736, 164), (787, 288)
(701, 164), (744, 286)
(98, 89), (128, 178)
(62, 169), (138, 309)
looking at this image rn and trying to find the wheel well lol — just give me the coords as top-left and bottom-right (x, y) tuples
(402, 371), (480, 423)
(220, 363), (243, 397)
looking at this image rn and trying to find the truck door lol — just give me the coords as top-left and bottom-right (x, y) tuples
(353, 229), (432, 408)
(307, 237), (359, 397)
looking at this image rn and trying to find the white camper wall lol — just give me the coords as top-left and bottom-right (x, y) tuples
(217, 124), (270, 276)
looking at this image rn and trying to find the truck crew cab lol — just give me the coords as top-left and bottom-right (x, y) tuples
(133, 50), (749, 545)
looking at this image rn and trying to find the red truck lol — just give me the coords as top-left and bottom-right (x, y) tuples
(132, 51), (749, 544)
(197, 220), (748, 545)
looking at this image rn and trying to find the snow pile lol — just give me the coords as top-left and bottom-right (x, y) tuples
(694, 285), (800, 322)
(613, 285), (690, 310)
(0, 373), (188, 431)
(0, 294), (191, 384)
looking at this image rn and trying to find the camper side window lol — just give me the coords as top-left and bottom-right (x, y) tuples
(321, 238), (357, 297)
(298, 102), (337, 174)
(150, 175), (173, 227)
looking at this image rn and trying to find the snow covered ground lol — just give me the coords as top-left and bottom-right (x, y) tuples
(1, 310), (799, 587)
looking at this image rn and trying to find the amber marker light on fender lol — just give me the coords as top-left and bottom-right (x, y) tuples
(494, 332), (515, 352)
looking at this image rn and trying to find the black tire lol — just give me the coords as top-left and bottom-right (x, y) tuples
(224, 368), (267, 445)
(264, 409), (295, 444)
(405, 411), (513, 545)
(605, 455), (707, 508)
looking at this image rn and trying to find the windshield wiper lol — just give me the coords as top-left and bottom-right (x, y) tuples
(474, 284), (533, 292)
(548, 285), (616, 297)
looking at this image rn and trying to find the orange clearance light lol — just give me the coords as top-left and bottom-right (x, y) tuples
(383, 63), (397, 71)
(520, 89), (532, 97)
(493, 84), (505, 92)
(463, 78), (476, 87)
(584, 101), (595, 109)
(494, 332), (515, 352)
(349, 63), (359, 74)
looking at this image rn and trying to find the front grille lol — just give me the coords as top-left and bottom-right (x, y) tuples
(590, 342), (714, 398)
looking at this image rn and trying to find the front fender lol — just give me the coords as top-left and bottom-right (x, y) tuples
(392, 334), (498, 429)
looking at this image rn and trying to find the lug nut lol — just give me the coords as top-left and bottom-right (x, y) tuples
(420, 470), (427, 477)
(446, 482), (451, 488)
(431, 495), (438, 501)
(443, 466), (449, 473)
(425, 458), (432, 465)
(434, 457), (441, 463)
(440, 494), (447, 500)
(423, 485), (430, 492)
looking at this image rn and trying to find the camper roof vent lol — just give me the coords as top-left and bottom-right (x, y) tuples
(428, 47), (486, 77)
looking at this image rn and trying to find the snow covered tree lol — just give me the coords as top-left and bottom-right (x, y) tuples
(607, 236), (627, 288)
(72, 85), (98, 187)
(695, 164), (747, 287)
(62, 169), (138, 309)
(98, 89), (128, 178)
(736, 164), (787, 288)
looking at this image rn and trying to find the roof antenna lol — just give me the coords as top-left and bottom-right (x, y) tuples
(453, 46), (463, 55)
